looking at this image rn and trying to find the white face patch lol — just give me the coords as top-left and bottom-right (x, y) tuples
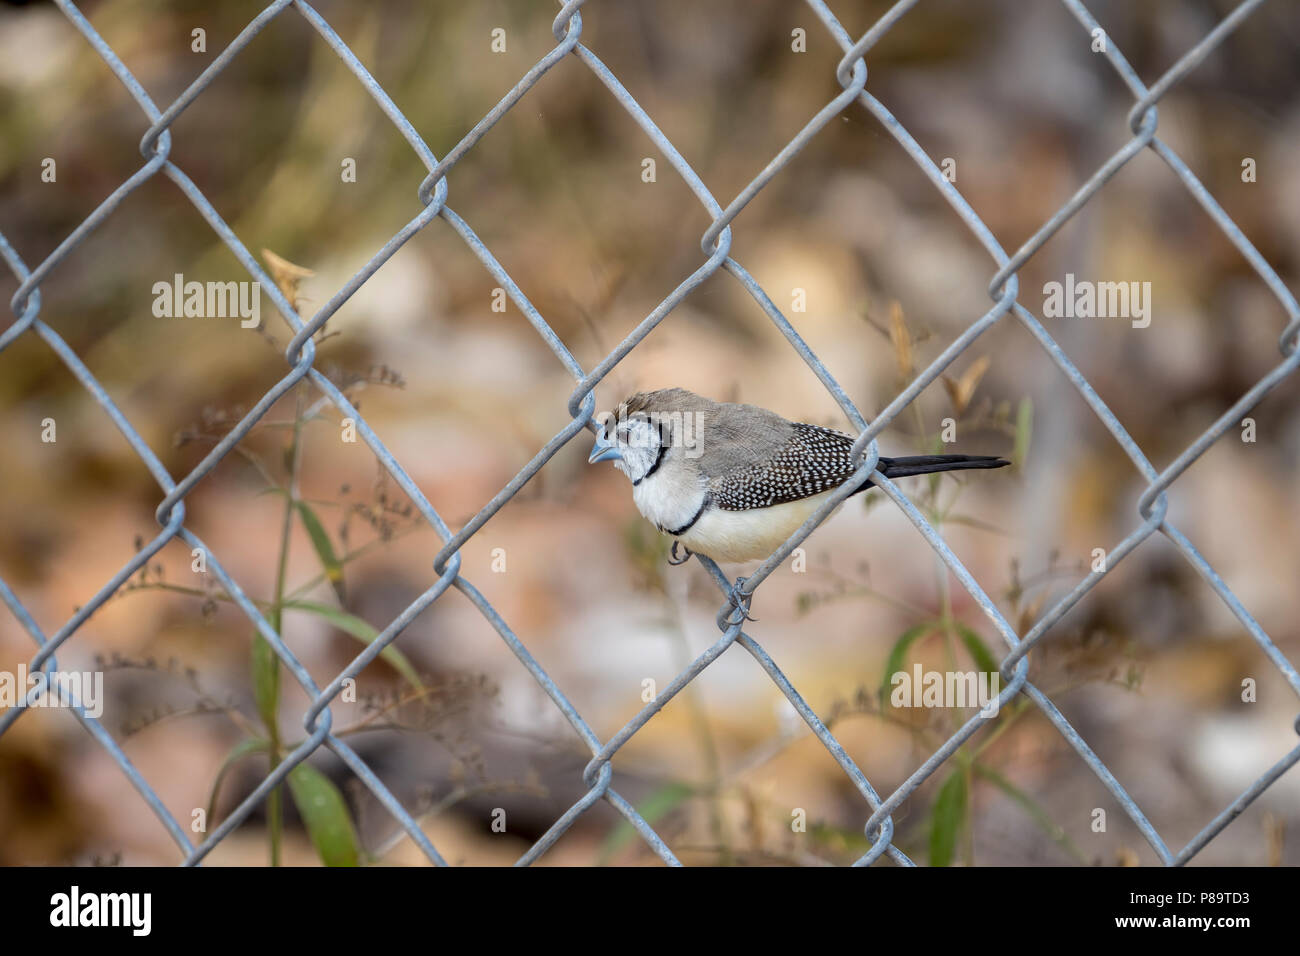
(613, 415), (663, 483)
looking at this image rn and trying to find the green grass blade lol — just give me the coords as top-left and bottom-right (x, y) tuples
(287, 762), (361, 867)
(283, 600), (425, 692)
(251, 635), (279, 734)
(929, 771), (968, 867)
(205, 737), (269, 832)
(973, 764), (1089, 864)
(879, 622), (937, 706)
(1013, 397), (1033, 470)
(955, 623), (1000, 678)
(295, 501), (346, 604)
(597, 782), (693, 865)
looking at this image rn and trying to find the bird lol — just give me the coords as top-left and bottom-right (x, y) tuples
(588, 387), (1009, 566)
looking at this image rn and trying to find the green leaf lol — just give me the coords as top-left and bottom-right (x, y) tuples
(955, 623), (1000, 681)
(929, 771), (968, 867)
(251, 635), (280, 735)
(973, 764), (1088, 864)
(879, 622), (937, 706)
(287, 762), (361, 867)
(284, 600), (425, 692)
(597, 782), (693, 865)
(1012, 397), (1033, 470)
(295, 501), (345, 604)
(205, 737), (269, 832)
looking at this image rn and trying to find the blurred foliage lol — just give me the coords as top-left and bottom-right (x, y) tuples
(1, 0), (1298, 865)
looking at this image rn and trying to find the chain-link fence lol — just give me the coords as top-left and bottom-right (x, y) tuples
(2, 0), (1298, 866)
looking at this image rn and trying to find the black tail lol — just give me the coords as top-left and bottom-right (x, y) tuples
(851, 454), (1009, 494)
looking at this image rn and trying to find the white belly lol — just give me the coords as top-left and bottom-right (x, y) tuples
(675, 490), (841, 563)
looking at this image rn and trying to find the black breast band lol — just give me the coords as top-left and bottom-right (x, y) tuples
(663, 496), (709, 536)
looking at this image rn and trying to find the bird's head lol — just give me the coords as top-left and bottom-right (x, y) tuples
(588, 407), (664, 484)
(588, 389), (705, 484)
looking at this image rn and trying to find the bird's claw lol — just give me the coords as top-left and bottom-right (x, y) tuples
(668, 541), (693, 565)
(726, 575), (757, 624)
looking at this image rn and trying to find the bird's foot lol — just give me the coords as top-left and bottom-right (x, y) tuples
(668, 541), (693, 566)
(725, 575), (758, 624)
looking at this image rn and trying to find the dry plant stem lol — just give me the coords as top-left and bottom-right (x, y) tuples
(303, 685), (432, 741)
(804, 563), (932, 619)
(914, 429), (985, 866)
(935, 533), (978, 867)
(283, 521), (426, 603)
(665, 569), (732, 864)
(369, 781), (545, 862)
(264, 387), (307, 866)
(127, 518), (428, 609)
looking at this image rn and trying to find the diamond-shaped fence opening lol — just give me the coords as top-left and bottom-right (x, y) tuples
(1, 0), (1297, 866)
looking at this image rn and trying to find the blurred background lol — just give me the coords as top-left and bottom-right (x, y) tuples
(1, 0), (1298, 866)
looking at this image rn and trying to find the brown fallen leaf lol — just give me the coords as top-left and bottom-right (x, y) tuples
(261, 248), (315, 311)
(888, 300), (914, 381)
(941, 355), (991, 416)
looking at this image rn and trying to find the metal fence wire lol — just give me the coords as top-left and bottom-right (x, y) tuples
(2, 0), (1299, 867)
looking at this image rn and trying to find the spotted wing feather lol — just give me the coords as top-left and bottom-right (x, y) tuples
(708, 423), (860, 511)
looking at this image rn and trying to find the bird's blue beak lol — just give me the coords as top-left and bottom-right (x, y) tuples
(588, 431), (622, 464)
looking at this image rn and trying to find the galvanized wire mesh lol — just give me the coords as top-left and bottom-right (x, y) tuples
(2, 0), (1299, 867)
